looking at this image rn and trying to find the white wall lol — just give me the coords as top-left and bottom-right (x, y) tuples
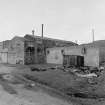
(8, 37), (25, 64)
(0, 52), (8, 63)
(64, 47), (99, 67)
(64, 47), (83, 56)
(46, 46), (100, 67)
(84, 48), (99, 67)
(8, 52), (16, 64)
(46, 48), (63, 64)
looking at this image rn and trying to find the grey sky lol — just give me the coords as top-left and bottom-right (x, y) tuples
(0, 0), (105, 44)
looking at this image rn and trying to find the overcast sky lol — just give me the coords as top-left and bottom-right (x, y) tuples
(0, 0), (105, 44)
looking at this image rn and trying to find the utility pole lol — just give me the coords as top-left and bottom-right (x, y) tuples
(42, 24), (44, 38)
(41, 24), (45, 63)
(92, 29), (95, 43)
(41, 24), (44, 48)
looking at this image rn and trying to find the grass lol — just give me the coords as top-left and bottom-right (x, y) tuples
(0, 80), (17, 94)
(14, 67), (105, 98)
(10, 65), (105, 105)
(15, 68), (90, 94)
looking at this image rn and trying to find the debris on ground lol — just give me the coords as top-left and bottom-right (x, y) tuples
(3, 63), (105, 105)
(31, 67), (47, 72)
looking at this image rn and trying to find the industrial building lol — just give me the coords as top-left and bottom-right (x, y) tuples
(0, 34), (76, 64)
(46, 45), (105, 67)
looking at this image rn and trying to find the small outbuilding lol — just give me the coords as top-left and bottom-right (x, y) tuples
(46, 45), (105, 67)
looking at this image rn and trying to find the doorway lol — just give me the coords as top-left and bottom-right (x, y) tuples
(63, 55), (84, 67)
(25, 47), (35, 64)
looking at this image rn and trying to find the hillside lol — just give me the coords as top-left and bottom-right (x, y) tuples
(81, 40), (105, 47)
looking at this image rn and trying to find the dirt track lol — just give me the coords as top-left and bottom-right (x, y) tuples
(1, 64), (105, 105)
(0, 78), (75, 105)
(0, 64), (76, 105)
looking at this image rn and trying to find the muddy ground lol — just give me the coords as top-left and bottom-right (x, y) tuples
(0, 64), (77, 105)
(0, 64), (105, 105)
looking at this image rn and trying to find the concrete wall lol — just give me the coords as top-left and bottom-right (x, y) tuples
(46, 47), (64, 64)
(0, 42), (3, 50)
(99, 47), (105, 65)
(64, 47), (99, 67)
(84, 48), (99, 67)
(8, 37), (25, 64)
(64, 47), (83, 56)
(46, 46), (100, 67)
(0, 52), (8, 63)
(8, 52), (16, 64)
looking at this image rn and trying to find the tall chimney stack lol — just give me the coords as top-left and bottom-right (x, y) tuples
(42, 24), (44, 38)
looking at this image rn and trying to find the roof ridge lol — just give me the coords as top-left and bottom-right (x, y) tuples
(25, 34), (76, 44)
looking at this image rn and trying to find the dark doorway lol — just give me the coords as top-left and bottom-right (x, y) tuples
(77, 56), (84, 67)
(25, 47), (35, 64)
(63, 55), (84, 67)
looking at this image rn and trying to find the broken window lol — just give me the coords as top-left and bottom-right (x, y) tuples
(25, 47), (35, 56)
